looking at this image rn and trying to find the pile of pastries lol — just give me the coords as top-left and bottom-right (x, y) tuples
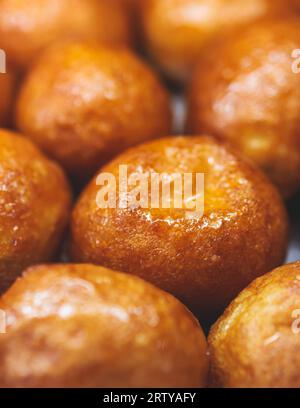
(0, 0), (299, 388)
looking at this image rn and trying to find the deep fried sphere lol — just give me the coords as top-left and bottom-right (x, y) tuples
(139, 0), (294, 82)
(0, 130), (71, 293)
(16, 42), (172, 181)
(0, 71), (16, 126)
(0, 0), (132, 70)
(70, 136), (288, 321)
(209, 262), (300, 388)
(0, 264), (208, 388)
(187, 17), (300, 198)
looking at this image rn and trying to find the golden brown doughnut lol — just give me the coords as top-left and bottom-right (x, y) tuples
(0, 0), (133, 70)
(70, 136), (288, 322)
(16, 41), (172, 182)
(0, 129), (71, 293)
(0, 263), (208, 388)
(187, 17), (300, 198)
(209, 262), (300, 388)
(139, 0), (294, 82)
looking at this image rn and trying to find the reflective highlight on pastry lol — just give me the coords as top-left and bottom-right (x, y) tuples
(0, 264), (208, 388)
(70, 136), (288, 322)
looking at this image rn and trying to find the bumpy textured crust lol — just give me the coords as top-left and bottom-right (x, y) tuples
(0, 71), (16, 126)
(16, 42), (172, 181)
(138, 0), (294, 82)
(0, 130), (71, 293)
(70, 136), (288, 321)
(187, 17), (300, 198)
(209, 262), (300, 388)
(0, 0), (133, 70)
(0, 264), (208, 388)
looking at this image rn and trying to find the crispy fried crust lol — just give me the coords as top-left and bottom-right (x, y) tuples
(0, 263), (208, 388)
(209, 262), (300, 388)
(16, 42), (172, 181)
(0, 130), (71, 293)
(70, 136), (288, 322)
(187, 17), (300, 197)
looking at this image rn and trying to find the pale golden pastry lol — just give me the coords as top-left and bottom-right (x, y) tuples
(139, 0), (294, 82)
(16, 41), (172, 181)
(0, 0), (133, 70)
(187, 17), (300, 198)
(0, 263), (208, 388)
(209, 262), (300, 388)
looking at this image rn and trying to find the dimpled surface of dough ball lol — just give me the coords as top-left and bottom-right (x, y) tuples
(70, 136), (288, 321)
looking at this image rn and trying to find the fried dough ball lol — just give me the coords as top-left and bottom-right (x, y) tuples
(0, 264), (208, 388)
(0, 130), (71, 293)
(187, 17), (300, 198)
(139, 0), (293, 82)
(16, 42), (172, 182)
(0, 71), (16, 126)
(209, 262), (300, 388)
(0, 0), (132, 70)
(70, 136), (288, 321)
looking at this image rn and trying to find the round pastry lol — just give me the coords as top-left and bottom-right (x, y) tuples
(0, 129), (71, 293)
(0, 70), (16, 126)
(70, 136), (289, 321)
(138, 0), (293, 82)
(187, 17), (300, 198)
(0, 263), (208, 388)
(16, 41), (172, 181)
(209, 262), (300, 388)
(0, 0), (132, 70)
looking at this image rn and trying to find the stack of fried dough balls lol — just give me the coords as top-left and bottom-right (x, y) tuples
(187, 17), (300, 198)
(16, 41), (172, 182)
(0, 130), (71, 293)
(0, 0), (299, 390)
(0, 0), (133, 70)
(138, 0), (297, 82)
(0, 264), (208, 388)
(70, 136), (288, 323)
(209, 262), (300, 388)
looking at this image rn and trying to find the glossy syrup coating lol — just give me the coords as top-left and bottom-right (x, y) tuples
(187, 17), (300, 198)
(138, 0), (294, 82)
(0, 71), (16, 126)
(0, 130), (72, 293)
(70, 136), (288, 322)
(0, 0), (133, 70)
(16, 42), (172, 182)
(0, 264), (208, 388)
(209, 262), (300, 388)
